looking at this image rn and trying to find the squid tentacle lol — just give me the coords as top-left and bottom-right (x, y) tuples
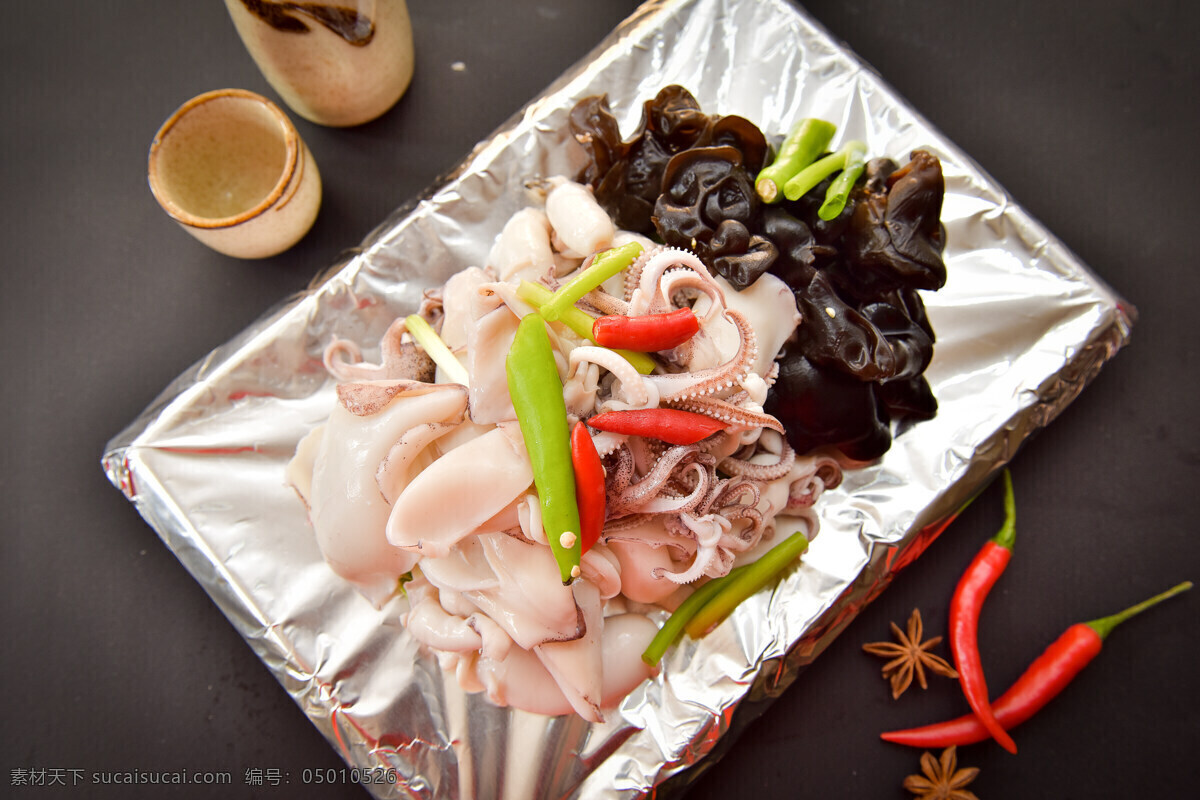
(646, 309), (758, 402)
(324, 317), (436, 383)
(718, 439), (796, 482)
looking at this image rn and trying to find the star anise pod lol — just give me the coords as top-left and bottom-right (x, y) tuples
(903, 746), (981, 800)
(862, 608), (958, 699)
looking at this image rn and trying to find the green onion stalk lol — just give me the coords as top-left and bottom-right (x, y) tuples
(755, 118), (837, 204)
(782, 139), (867, 210)
(642, 530), (811, 665)
(404, 314), (470, 386)
(539, 241), (643, 321)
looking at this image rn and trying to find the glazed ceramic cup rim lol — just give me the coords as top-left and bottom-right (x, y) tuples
(147, 88), (300, 230)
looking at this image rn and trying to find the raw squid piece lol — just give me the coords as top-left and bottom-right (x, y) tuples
(292, 380), (468, 607)
(385, 425), (534, 557)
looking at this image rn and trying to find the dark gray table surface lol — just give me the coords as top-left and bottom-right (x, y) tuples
(3, 1), (1197, 797)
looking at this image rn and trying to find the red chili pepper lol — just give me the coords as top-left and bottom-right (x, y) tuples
(948, 469), (1019, 754)
(881, 581), (1192, 748)
(586, 408), (725, 445)
(570, 421), (606, 554)
(592, 308), (700, 352)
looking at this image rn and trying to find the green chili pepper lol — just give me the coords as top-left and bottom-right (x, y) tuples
(818, 140), (867, 220)
(516, 280), (656, 375)
(538, 241), (643, 322)
(755, 118), (837, 204)
(684, 530), (810, 637)
(782, 139), (867, 202)
(505, 313), (581, 584)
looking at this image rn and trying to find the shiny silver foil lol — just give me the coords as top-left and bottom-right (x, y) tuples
(102, 0), (1134, 796)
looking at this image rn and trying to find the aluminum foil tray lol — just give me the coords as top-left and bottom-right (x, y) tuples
(102, 0), (1134, 796)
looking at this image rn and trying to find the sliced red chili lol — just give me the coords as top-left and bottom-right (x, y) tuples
(570, 421), (606, 555)
(882, 581), (1192, 748)
(592, 308), (700, 352)
(586, 408), (725, 445)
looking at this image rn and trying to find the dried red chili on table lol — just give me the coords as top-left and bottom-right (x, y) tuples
(948, 469), (1019, 754)
(882, 581), (1192, 748)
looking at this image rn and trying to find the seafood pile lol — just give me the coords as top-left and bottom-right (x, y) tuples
(285, 87), (948, 721)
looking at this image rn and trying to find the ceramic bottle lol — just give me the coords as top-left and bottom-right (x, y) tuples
(224, 0), (414, 127)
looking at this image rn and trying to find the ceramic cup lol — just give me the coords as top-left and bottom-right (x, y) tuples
(147, 88), (322, 259)
(224, 0), (414, 127)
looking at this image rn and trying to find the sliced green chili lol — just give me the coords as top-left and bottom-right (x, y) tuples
(683, 531), (810, 638)
(755, 118), (837, 204)
(516, 280), (656, 375)
(782, 139), (867, 202)
(505, 313), (581, 584)
(404, 314), (470, 386)
(538, 241), (643, 322)
(817, 140), (867, 220)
